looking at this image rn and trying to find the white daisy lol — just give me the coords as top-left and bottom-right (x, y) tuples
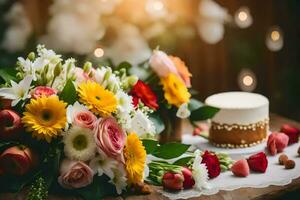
(192, 150), (210, 190)
(176, 103), (191, 119)
(63, 126), (96, 161)
(116, 90), (134, 113)
(0, 75), (33, 106)
(89, 152), (118, 179)
(109, 165), (127, 195)
(130, 110), (155, 137)
(115, 110), (132, 131)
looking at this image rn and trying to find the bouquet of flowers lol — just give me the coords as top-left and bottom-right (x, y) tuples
(131, 49), (219, 142)
(0, 45), (155, 199)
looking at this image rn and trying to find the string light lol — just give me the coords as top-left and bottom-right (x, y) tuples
(94, 47), (104, 58)
(234, 6), (253, 28)
(266, 26), (284, 52)
(145, 0), (167, 19)
(238, 69), (257, 92)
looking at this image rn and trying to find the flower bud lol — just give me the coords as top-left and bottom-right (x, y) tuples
(16, 72), (24, 80)
(182, 167), (195, 189)
(127, 76), (138, 87)
(83, 62), (92, 73)
(44, 64), (49, 74)
(162, 172), (184, 191)
(0, 109), (22, 139)
(54, 62), (62, 77)
(27, 52), (35, 61)
(103, 70), (111, 81)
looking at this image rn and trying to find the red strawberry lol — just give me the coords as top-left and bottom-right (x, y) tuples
(231, 159), (249, 177)
(276, 133), (289, 152)
(247, 152), (268, 173)
(281, 124), (299, 145)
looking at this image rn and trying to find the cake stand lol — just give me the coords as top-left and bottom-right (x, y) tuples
(182, 134), (268, 159)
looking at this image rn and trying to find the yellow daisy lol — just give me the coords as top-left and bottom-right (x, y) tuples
(22, 96), (67, 143)
(124, 133), (146, 185)
(161, 73), (191, 107)
(77, 81), (117, 116)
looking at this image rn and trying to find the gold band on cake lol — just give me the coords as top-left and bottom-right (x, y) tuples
(209, 119), (269, 148)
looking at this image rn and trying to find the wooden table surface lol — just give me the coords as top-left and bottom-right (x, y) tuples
(1, 114), (299, 200)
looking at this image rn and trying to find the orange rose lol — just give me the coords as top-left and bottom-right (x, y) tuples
(169, 56), (192, 88)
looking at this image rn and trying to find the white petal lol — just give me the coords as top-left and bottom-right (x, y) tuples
(0, 88), (17, 99)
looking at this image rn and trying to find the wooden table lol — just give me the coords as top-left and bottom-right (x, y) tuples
(1, 114), (299, 200)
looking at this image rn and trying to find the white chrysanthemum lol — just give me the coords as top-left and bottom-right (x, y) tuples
(116, 90), (134, 113)
(89, 153), (118, 179)
(115, 110), (132, 131)
(192, 150), (210, 190)
(176, 103), (191, 119)
(130, 110), (155, 137)
(63, 126), (96, 161)
(109, 165), (127, 195)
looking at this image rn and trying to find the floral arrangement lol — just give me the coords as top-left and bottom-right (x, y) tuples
(134, 49), (219, 142)
(0, 45), (157, 199)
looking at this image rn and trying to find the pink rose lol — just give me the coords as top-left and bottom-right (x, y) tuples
(58, 159), (93, 189)
(74, 67), (92, 84)
(0, 146), (38, 175)
(149, 50), (179, 78)
(31, 86), (57, 99)
(93, 117), (126, 162)
(0, 109), (22, 139)
(74, 111), (97, 130)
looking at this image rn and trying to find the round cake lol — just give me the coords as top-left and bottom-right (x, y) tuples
(205, 92), (269, 148)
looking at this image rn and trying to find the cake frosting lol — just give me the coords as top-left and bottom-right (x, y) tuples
(205, 92), (269, 148)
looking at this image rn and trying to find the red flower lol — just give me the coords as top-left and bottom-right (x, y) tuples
(201, 151), (221, 179)
(0, 109), (22, 139)
(181, 167), (195, 189)
(130, 80), (159, 110)
(0, 146), (38, 175)
(162, 172), (184, 190)
(280, 124), (299, 145)
(247, 152), (268, 173)
(31, 86), (57, 99)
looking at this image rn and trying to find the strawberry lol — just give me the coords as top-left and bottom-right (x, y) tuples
(231, 159), (249, 177)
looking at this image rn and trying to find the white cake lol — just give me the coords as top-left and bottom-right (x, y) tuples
(205, 92), (269, 148)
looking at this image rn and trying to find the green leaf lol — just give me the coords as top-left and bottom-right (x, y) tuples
(153, 143), (190, 159)
(116, 61), (132, 71)
(0, 67), (17, 83)
(190, 106), (219, 121)
(188, 98), (203, 112)
(142, 139), (158, 154)
(173, 156), (194, 166)
(77, 175), (116, 199)
(59, 79), (77, 104)
(149, 112), (165, 134)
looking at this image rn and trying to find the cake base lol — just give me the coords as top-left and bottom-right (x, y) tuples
(209, 119), (269, 148)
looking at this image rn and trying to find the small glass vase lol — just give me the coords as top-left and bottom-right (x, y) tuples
(159, 117), (183, 143)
